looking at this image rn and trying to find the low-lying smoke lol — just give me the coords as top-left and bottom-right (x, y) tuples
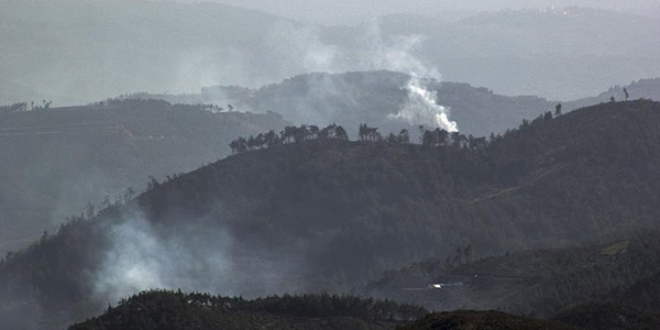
(93, 213), (231, 302)
(92, 209), (305, 304)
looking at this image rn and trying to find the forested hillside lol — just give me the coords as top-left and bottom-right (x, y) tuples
(67, 290), (425, 330)
(0, 99), (289, 254)
(3, 100), (660, 329)
(365, 229), (660, 316)
(398, 311), (576, 330)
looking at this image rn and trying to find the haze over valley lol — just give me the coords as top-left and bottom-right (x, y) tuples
(1, 1), (660, 329)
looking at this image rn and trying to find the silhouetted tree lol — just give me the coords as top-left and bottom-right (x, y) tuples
(264, 130), (279, 148)
(334, 125), (348, 141)
(358, 124), (381, 142)
(309, 125), (320, 140)
(282, 126), (296, 144)
(555, 103), (562, 117)
(359, 124), (368, 142)
(399, 129), (410, 144)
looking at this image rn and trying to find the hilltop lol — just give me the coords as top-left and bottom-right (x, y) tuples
(210, 70), (554, 137)
(177, 71), (659, 138)
(67, 290), (577, 330)
(3, 100), (660, 328)
(66, 290), (425, 330)
(566, 78), (660, 109)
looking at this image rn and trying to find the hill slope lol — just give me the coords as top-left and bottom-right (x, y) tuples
(399, 311), (576, 330)
(3, 100), (660, 328)
(0, 99), (289, 254)
(365, 229), (660, 316)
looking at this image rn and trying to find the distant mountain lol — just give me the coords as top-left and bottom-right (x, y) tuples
(0, 99), (289, 255)
(0, 0), (301, 105)
(565, 78), (660, 109)
(379, 7), (660, 99)
(3, 100), (660, 329)
(3, 2), (658, 106)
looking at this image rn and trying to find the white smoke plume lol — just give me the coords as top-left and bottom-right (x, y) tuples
(263, 19), (459, 130)
(93, 213), (231, 302)
(391, 77), (459, 132)
(359, 22), (459, 132)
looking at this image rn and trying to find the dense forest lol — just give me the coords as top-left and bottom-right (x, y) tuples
(67, 290), (426, 330)
(398, 310), (577, 330)
(2, 100), (660, 329)
(366, 227), (660, 316)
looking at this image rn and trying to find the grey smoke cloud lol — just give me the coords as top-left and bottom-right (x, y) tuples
(92, 213), (233, 301)
(92, 208), (307, 304)
(264, 20), (437, 78)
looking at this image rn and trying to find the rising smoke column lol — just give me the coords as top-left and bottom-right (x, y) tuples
(390, 76), (459, 132)
(258, 19), (461, 131)
(356, 22), (459, 132)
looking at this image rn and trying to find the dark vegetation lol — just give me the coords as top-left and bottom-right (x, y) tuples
(0, 98), (289, 254)
(366, 229), (660, 316)
(3, 100), (660, 328)
(229, 123), (349, 154)
(397, 310), (576, 330)
(553, 302), (660, 330)
(550, 268), (660, 330)
(68, 290), (426, 330)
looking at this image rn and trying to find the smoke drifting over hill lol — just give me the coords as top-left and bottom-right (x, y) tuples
(93, 212), (234, 302)
(265, 20), (457, 129)
(93, 209), (305, 303)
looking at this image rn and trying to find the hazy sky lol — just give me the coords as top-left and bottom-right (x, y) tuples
(191, 0), (659, 25)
